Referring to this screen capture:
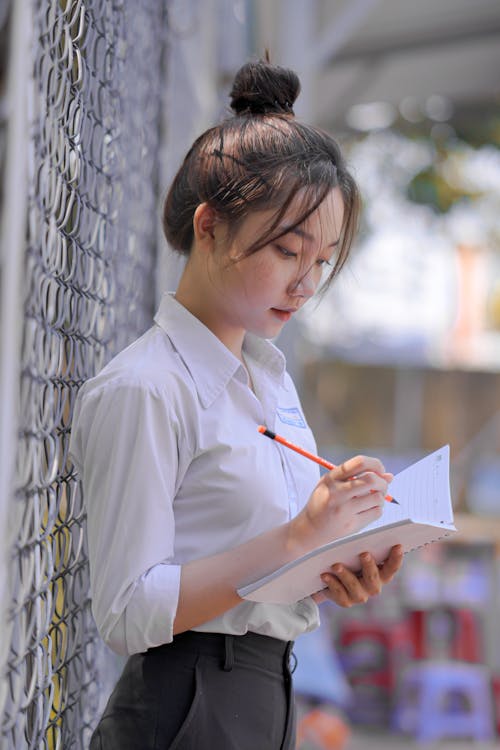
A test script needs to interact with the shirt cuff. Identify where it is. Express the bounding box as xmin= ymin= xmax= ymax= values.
xmin=101 ymin=563 xmax=182 ymax=655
